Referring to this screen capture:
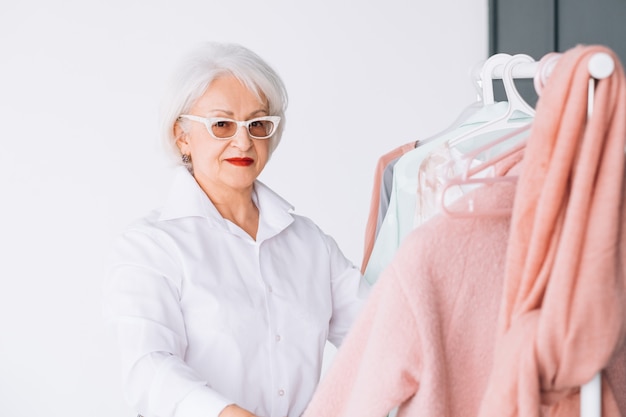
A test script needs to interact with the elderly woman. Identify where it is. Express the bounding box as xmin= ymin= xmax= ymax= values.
xmin=103 ymin=42 xmax=367 ymax=417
